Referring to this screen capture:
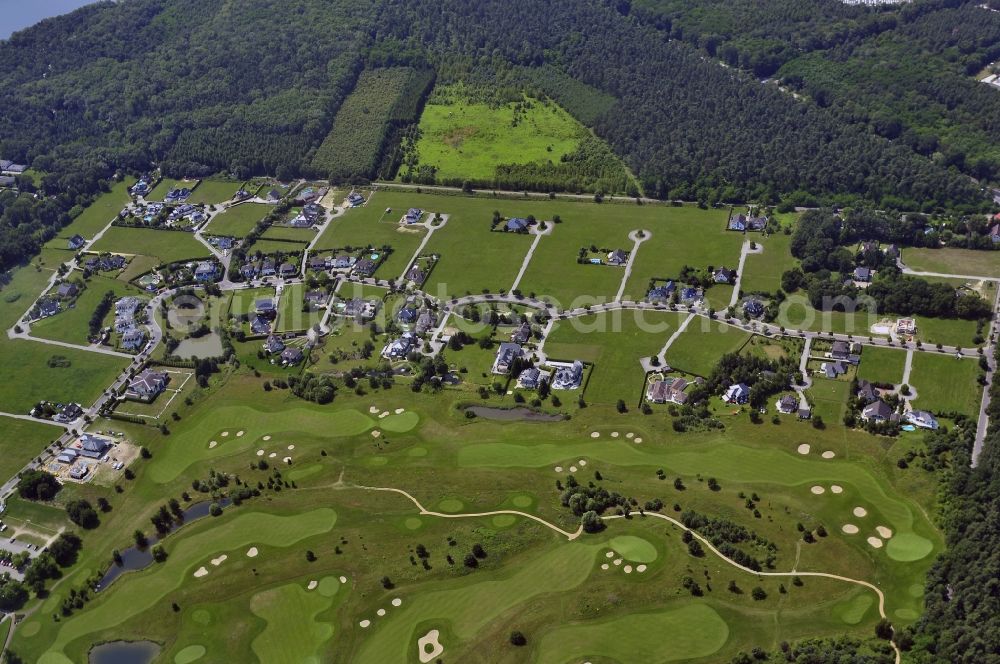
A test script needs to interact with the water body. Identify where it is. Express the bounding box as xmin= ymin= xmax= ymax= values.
xmin=1 ymin=0 xmax=99 ymax=40
xmin=89 ymin=641 xmax=160 ymax=664
xmin=174 ymin=333 xmax=224 ymax=359
xmin=97 ymin=499 xmax=230 ymax=590
xmin=464 ymin=406 xmax=566 ymax=422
